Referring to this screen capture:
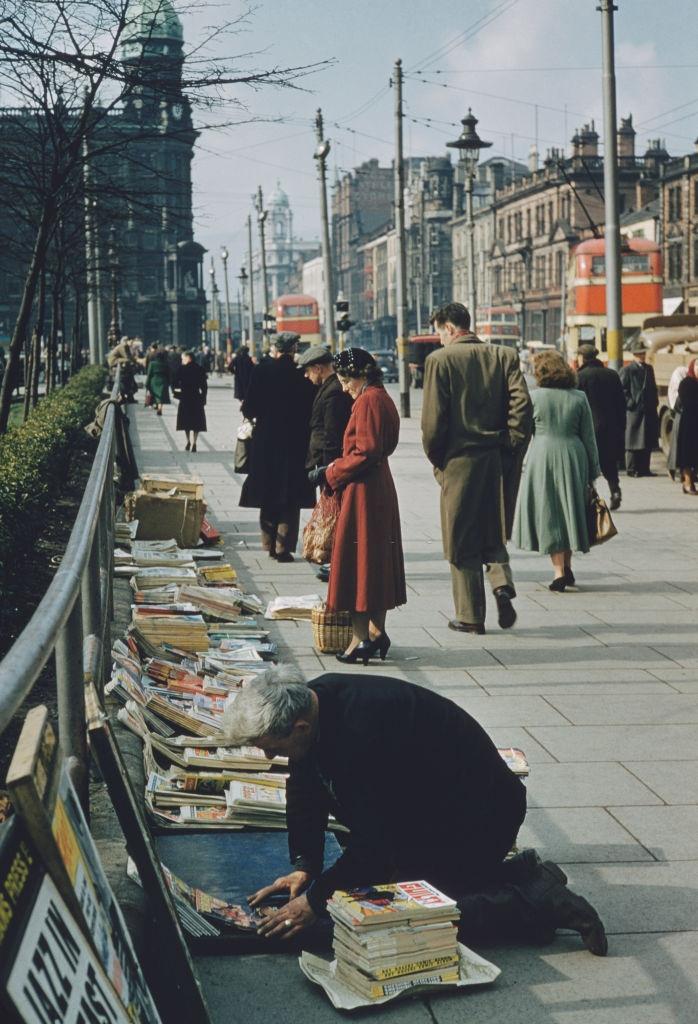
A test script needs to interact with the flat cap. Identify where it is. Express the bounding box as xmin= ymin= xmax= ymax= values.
xmin=298 ymin=344 xmax=333 ymax=368
xmin=273 ymin=332 xmax=301 ymax=353
xmin=577 ymin=343 xmax=599 ymax=360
